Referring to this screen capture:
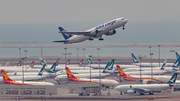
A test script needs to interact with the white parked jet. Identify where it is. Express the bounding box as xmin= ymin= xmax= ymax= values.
xmin=115 ymin=73 xmax=178 ymax=95
xmin=53 ymin=17 xmax=128 ymax=44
